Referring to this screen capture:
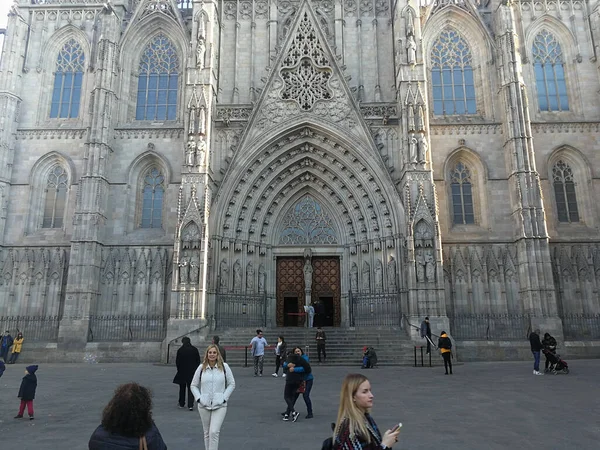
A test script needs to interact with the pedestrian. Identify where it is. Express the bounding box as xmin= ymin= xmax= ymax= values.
xmin=173 ymin=336 xmax=201 ymax=411
xmin=307 ymin=303 xmax=315 ymax=328
xmin=88 ymin=382 xmax=167 ymax=450
xmin=272 ymin=335 xmax=287 ymax=377
xmin=1 ymin=330 xmax=14 ymax=362
xmin=0 ymin=359 xmax=5 ymax=378
xmin=250 ymin=329 xmax=268 ymax=377
xmin=316 ymin=326 xmax=327 ymax=362
xmin=332 ymin=373 xmax=401 ymax=449
xmin=438 ymin=331 xmax=453 ymax=375
xmin=9 ymin=332 xmax=24 ymax=364
xmin=529 ymin=328 xmax=544 ymax=376
xmin=290 ymin=346 xmax=314 ymax=419
xmin=420 ymin=317 xmax=432 ymax=354
xmin=14 ymin=365 xmax=38 ymax=420
xmin=282 ymin=348 xmax=311 ymax=422
xmin=542 ymin=332 xmax=557 ymax=373
xmin=191 ymin=344 xmax=236 ymax=450
xmin=213 ymin=336 xmax=227 ymax=363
